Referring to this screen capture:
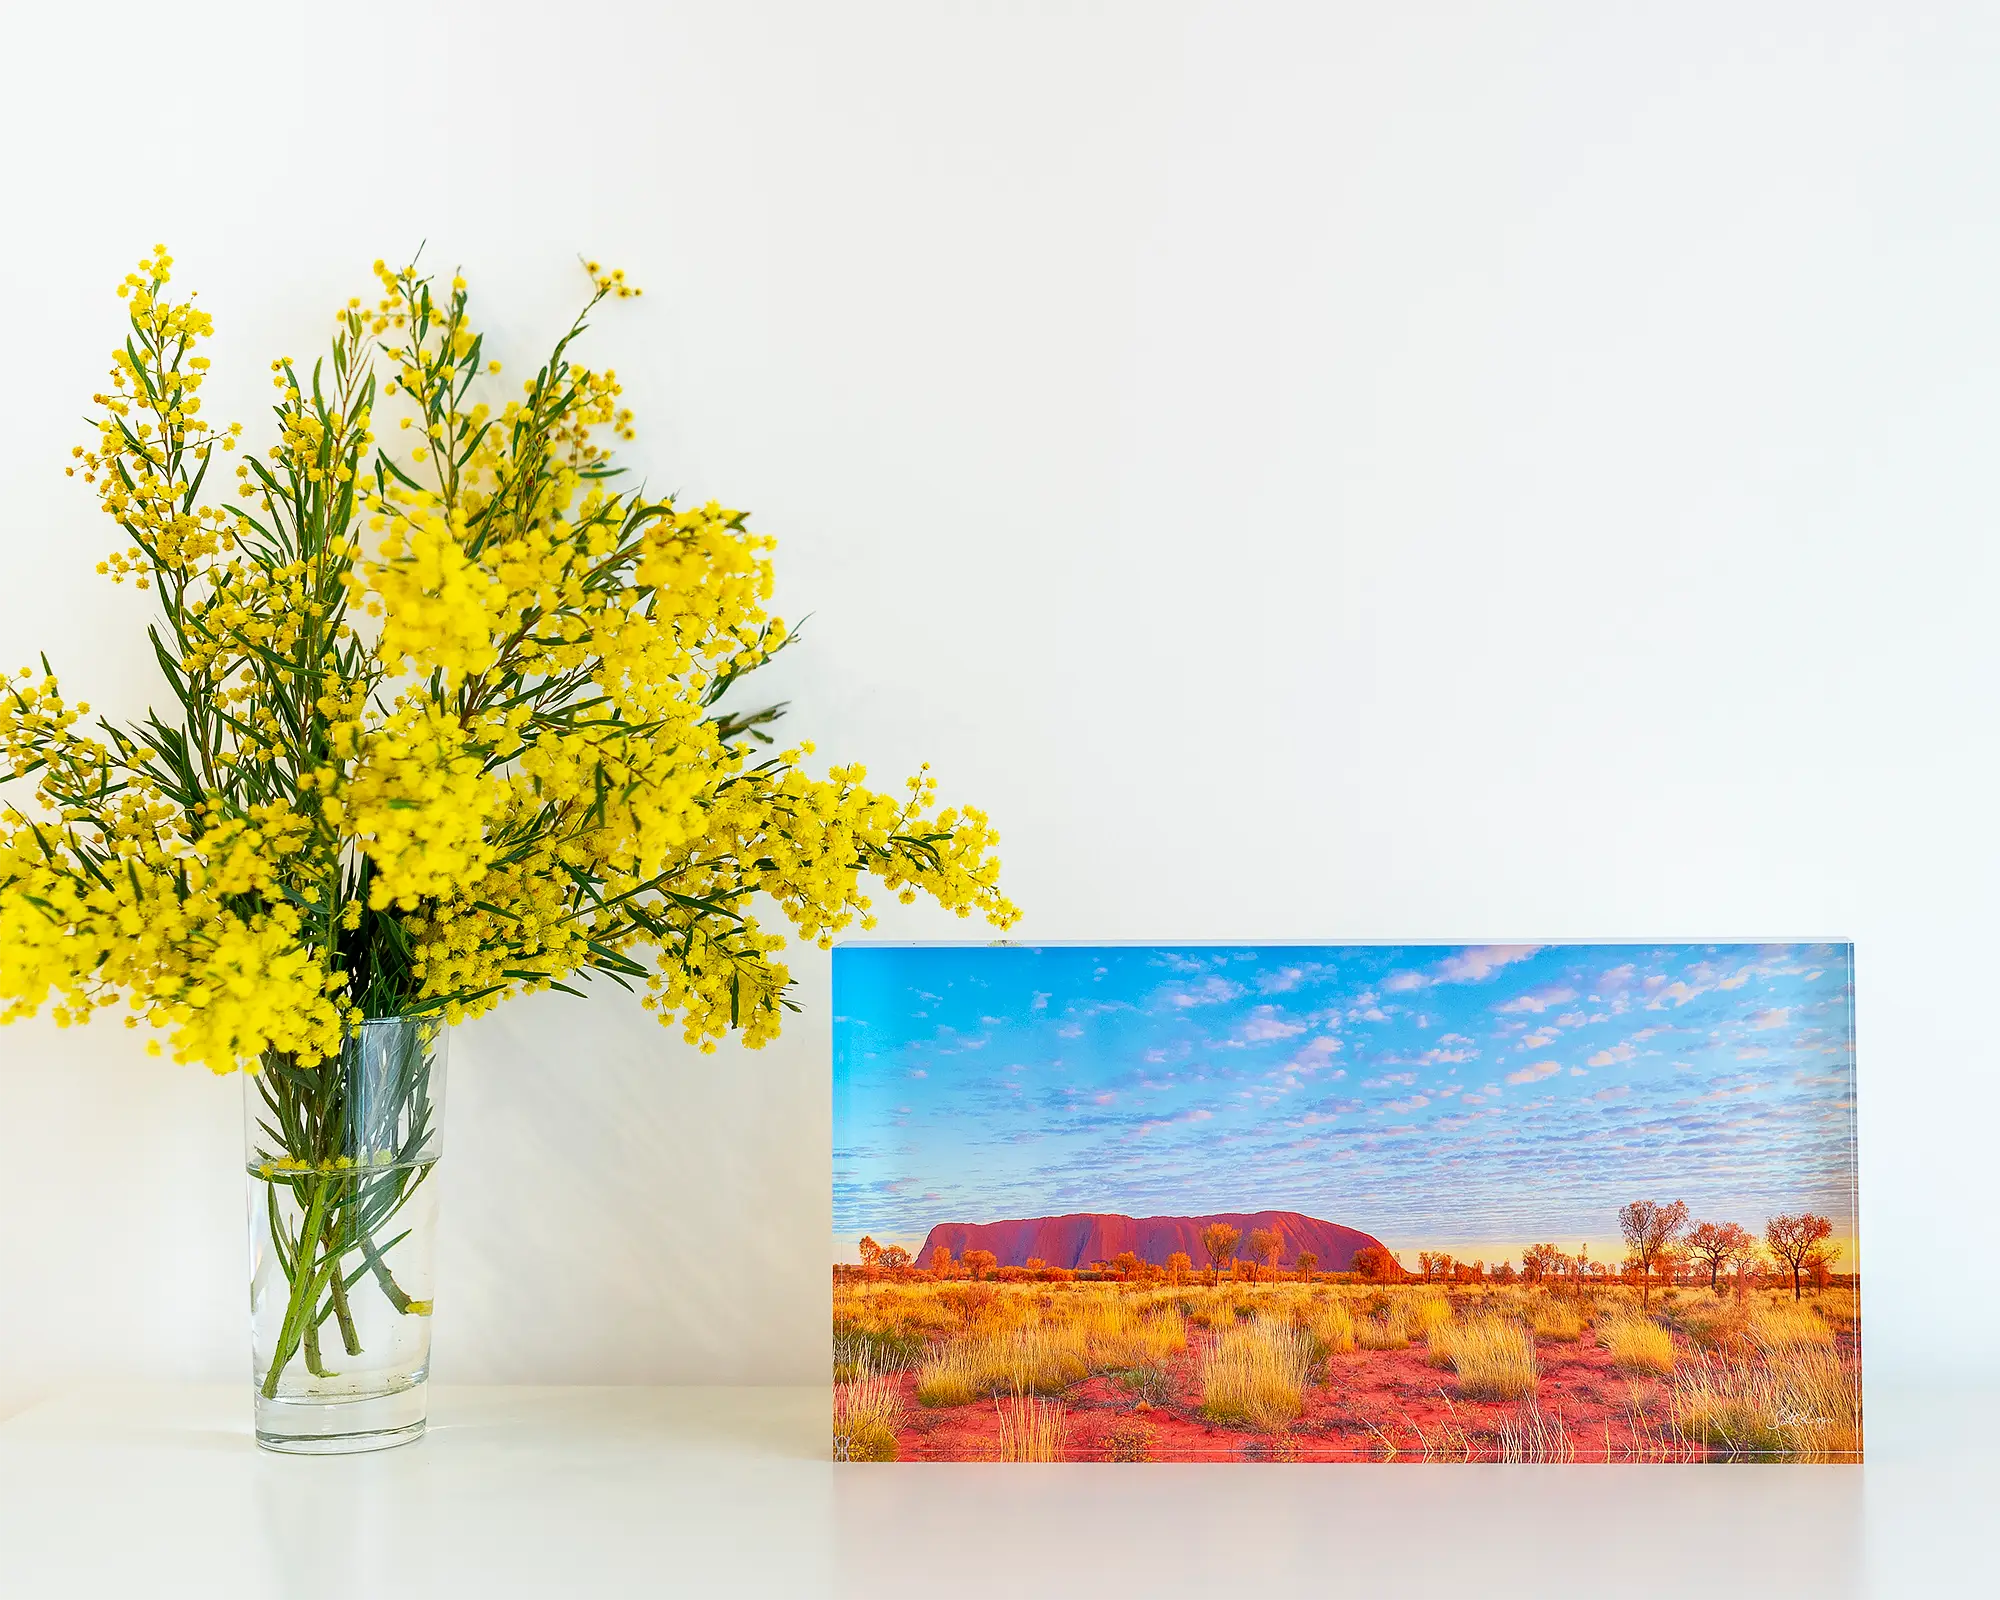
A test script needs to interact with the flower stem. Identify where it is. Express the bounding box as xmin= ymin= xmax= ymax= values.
xmin=262 ymin=1174 xmax=334 ymax=1398
xmin=327 ymin=1238 xmax=364 ymax=1357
